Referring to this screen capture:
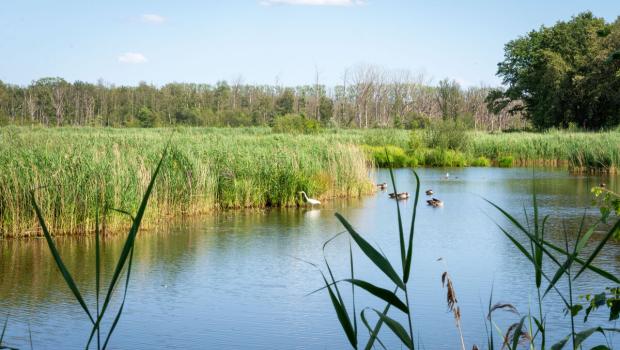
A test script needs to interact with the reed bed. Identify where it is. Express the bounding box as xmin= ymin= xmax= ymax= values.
xmin=3 ymin=126 xmax=619 ymax=237
xmin=359 ymin=129 xmax=620 ymax=172
xmin=0 ymin=127 xmax=372 ymax=237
